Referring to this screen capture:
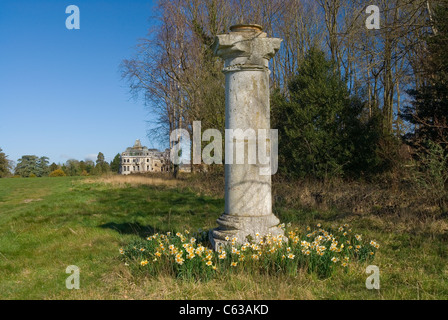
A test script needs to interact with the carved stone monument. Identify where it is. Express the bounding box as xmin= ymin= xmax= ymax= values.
xmin=209 ymin=24 xmax=284 ymax=250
